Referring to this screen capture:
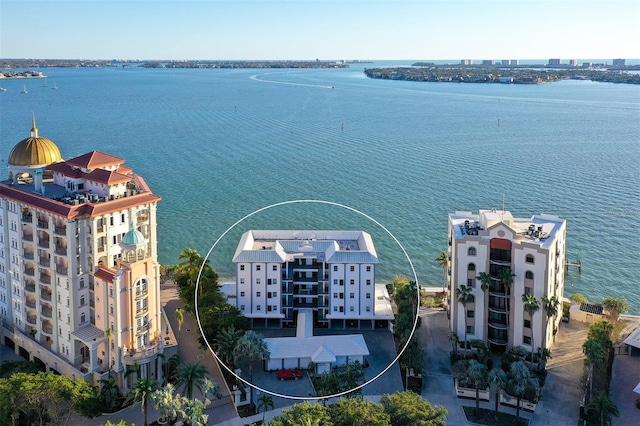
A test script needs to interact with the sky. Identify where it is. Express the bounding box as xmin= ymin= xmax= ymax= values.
xmin=1 ymin=0 xmax=638 ymax=61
